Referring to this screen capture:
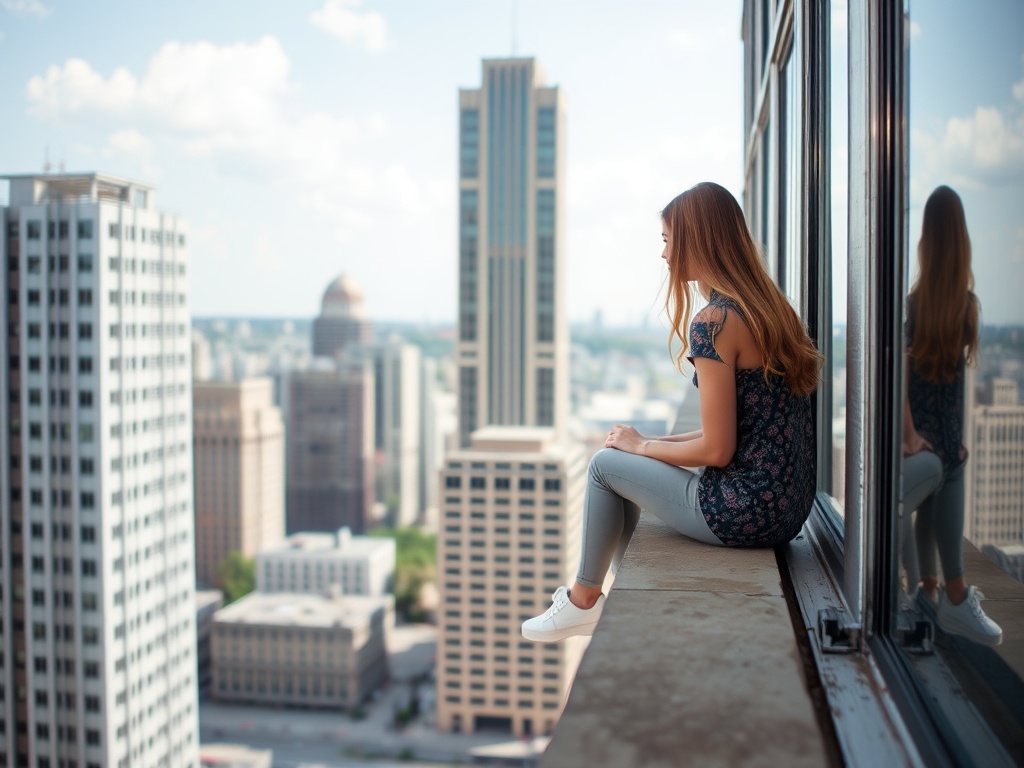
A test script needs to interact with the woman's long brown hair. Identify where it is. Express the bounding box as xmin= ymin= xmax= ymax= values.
xmin=662 ymin=182 xmax=822 ymax=397
xmin=909 ymin=185 xmax=980 ymax=383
